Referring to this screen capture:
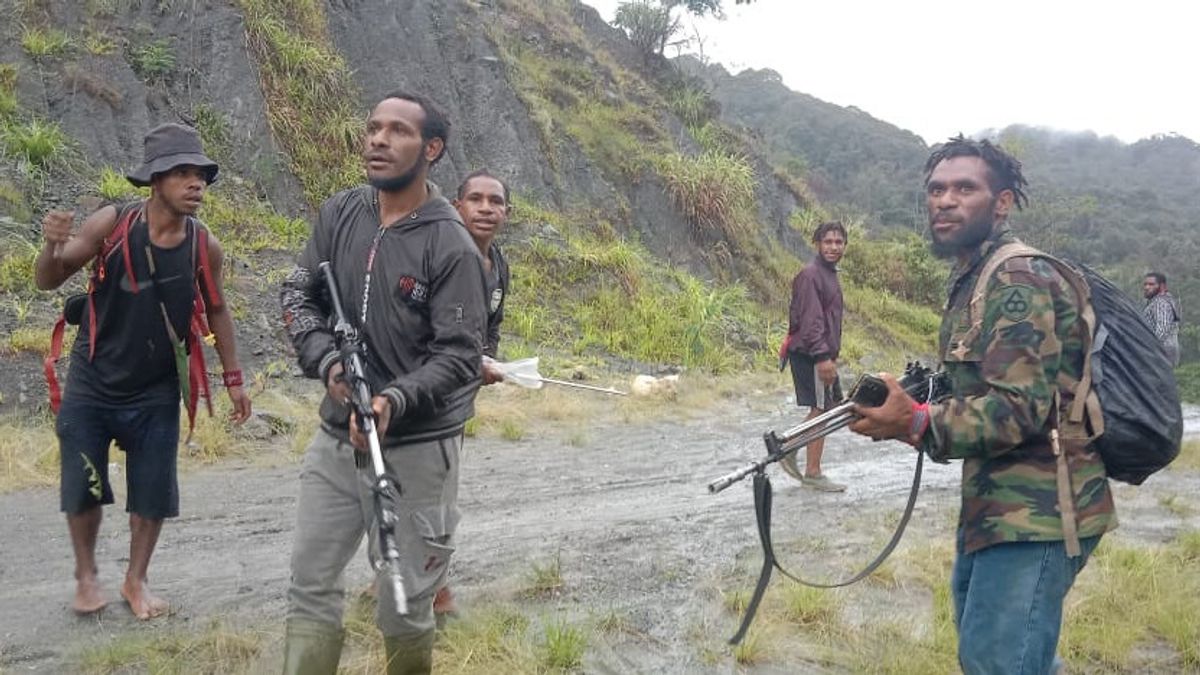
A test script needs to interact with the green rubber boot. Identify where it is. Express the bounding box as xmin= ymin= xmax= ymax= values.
xmin=281 ymin=618 xmax=344 ymax=675
xmin=383 ymin=630 xmax=436 ymax=675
